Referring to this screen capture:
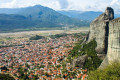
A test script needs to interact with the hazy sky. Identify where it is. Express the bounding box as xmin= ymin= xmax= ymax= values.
xmin=0 ymin=0 xmax=120 ymax=12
